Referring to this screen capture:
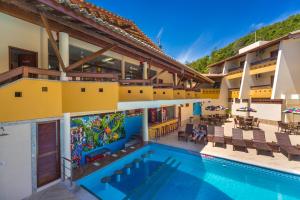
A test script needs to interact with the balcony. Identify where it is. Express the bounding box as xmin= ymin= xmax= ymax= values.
xmin=173 ymin=89 xmax=186 ymax=99
xmin=250 ymin=85 xmax=272 ymax=99
xmin=118 ymin=79 xmax=153 ymax=102
xmin=229 ymin=88 xmax=240 ymax=99
xmin=250 ymin=57 xmax=277 ymax=75
xmin=198 ymin=88 xmax=220 ymax=99
xmin=185 ymin=90 xmax=196 ymax=99
xmin=153 ymin=87 xmax=174 ymax=100
xmin=226 ymin=67 xmax=243 ymax=80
